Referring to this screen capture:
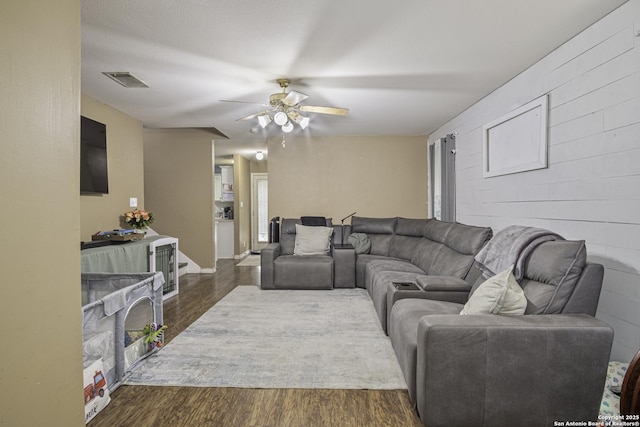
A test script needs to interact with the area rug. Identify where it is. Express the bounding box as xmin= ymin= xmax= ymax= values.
xmin=235 ymin=255 xmax=260 ymax=267
xmin=125 ymin=286 xmax=407 ymax=390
